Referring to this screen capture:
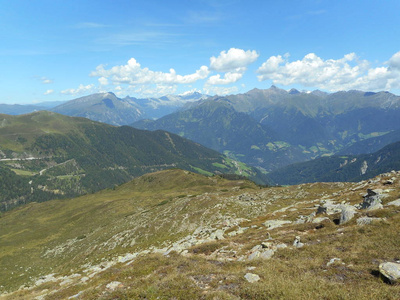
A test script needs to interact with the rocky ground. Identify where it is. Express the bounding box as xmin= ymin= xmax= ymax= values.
xmin=1 ymin=169 xmax=400 ymax=299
